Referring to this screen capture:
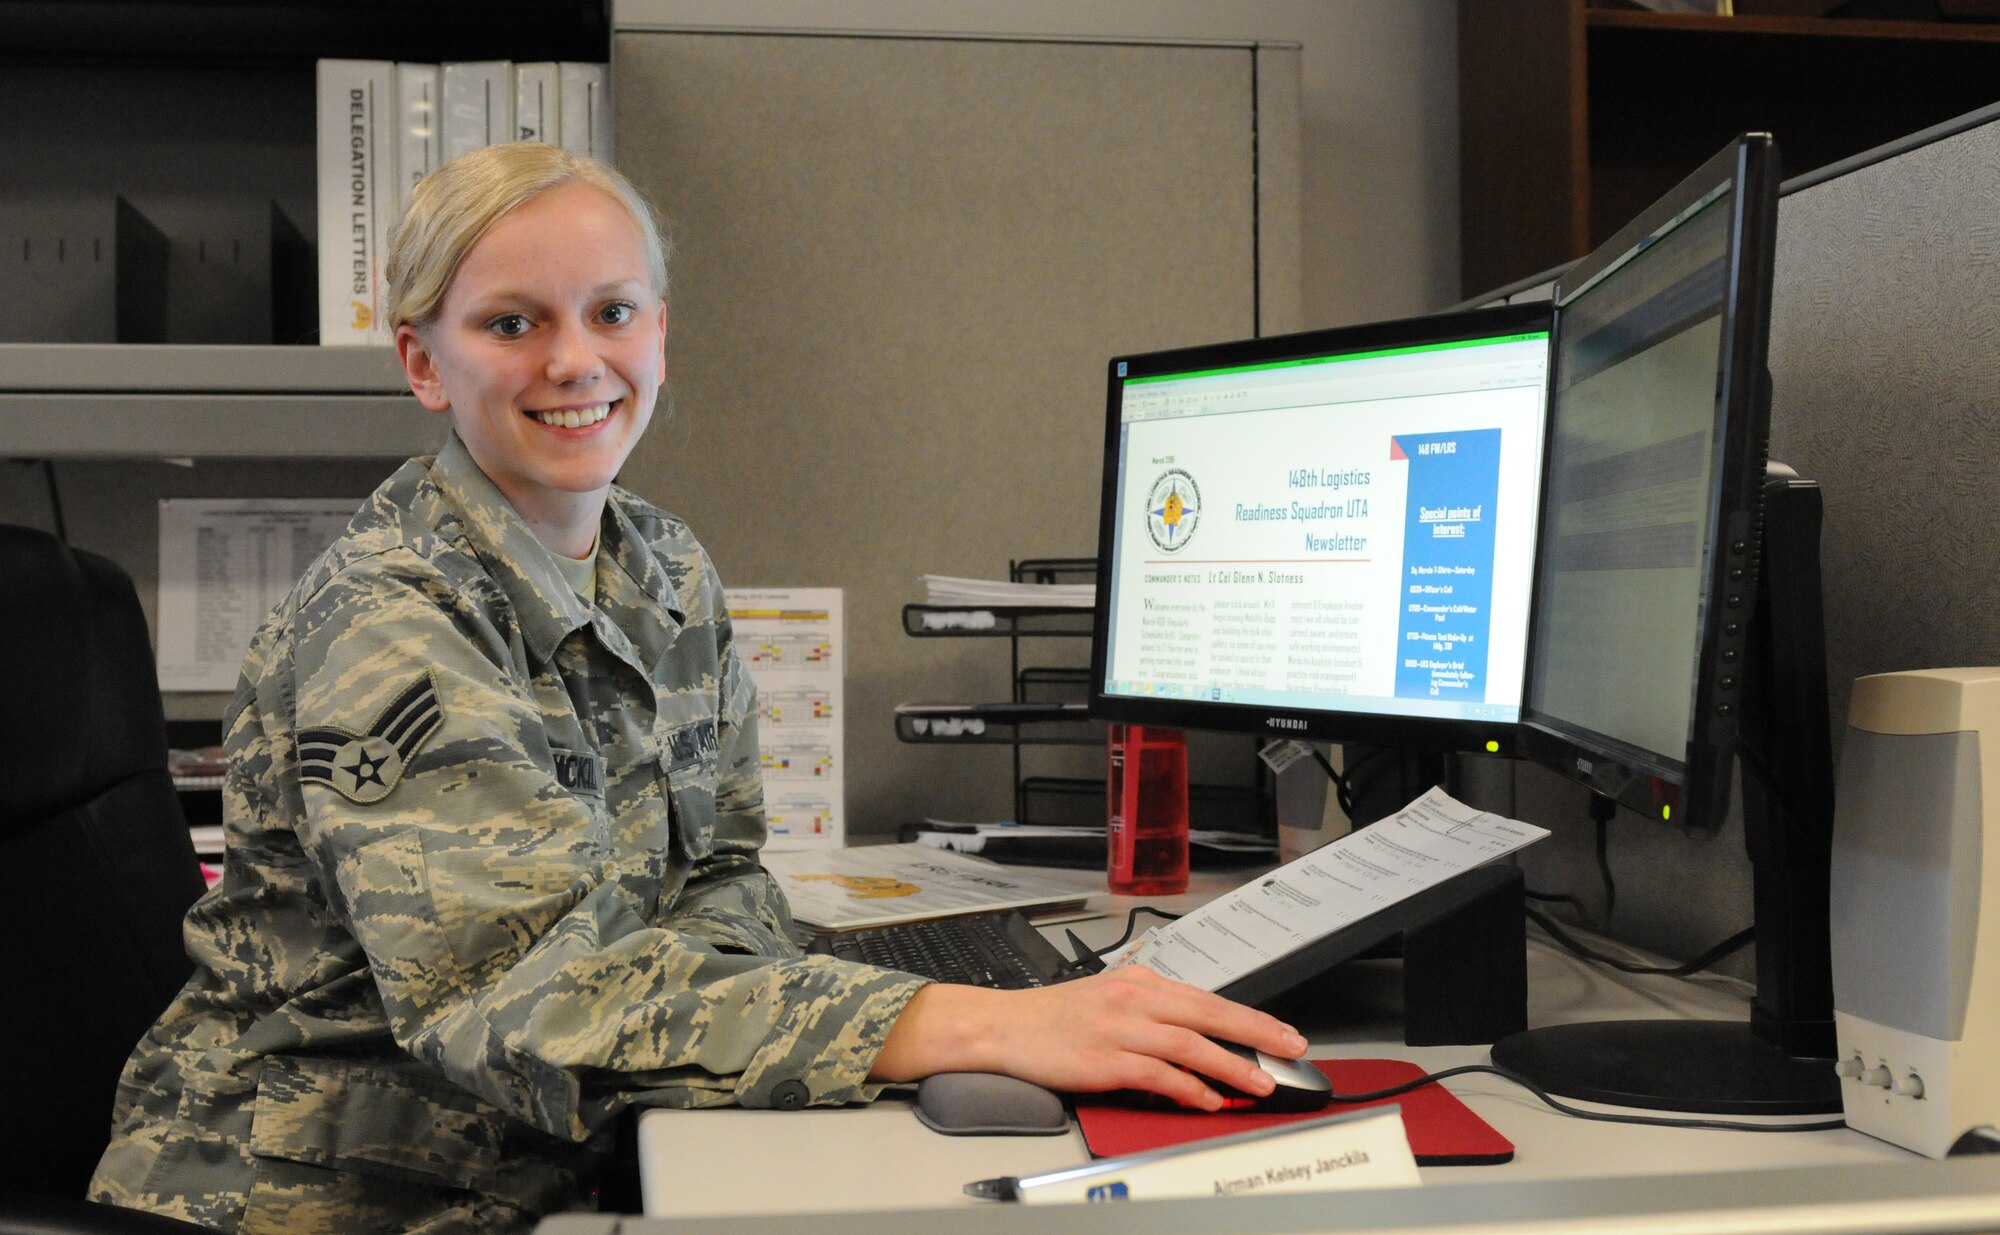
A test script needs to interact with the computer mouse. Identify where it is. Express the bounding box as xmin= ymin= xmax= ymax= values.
xmin=1207 ymin=1039 xmax=1334 ymax=1113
